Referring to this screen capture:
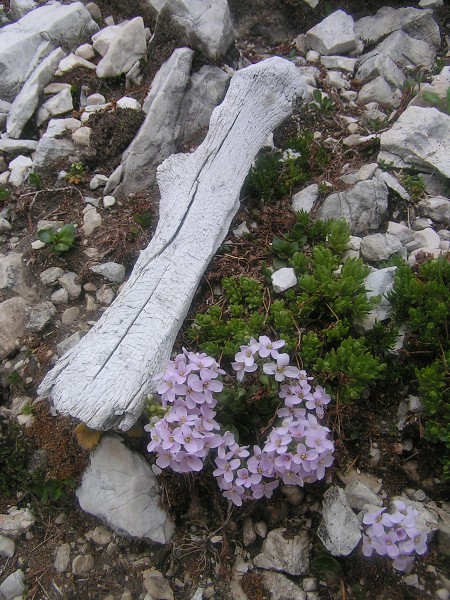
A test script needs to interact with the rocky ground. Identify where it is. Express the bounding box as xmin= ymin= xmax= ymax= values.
xmin=0 ymin=0 xmax=450 ymax=599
